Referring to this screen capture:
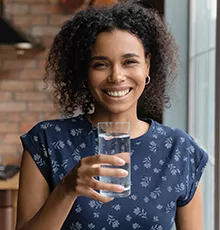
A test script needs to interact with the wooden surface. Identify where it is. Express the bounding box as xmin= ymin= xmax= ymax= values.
xmin=0 ymin=173 xmax=19 ymax=190
xmin=0 ymin=174 xmax=19 ymax=228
